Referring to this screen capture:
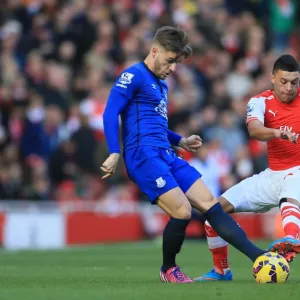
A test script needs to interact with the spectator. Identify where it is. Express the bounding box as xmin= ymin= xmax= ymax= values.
xmin=0 ymin=0 xmax=299 ymax=202
xmin=269 ymin=0 xmax=298 ymax=52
